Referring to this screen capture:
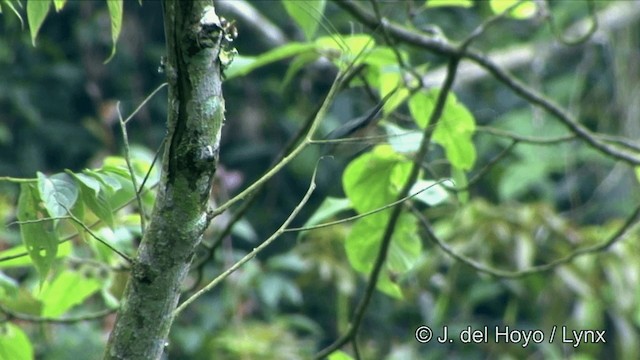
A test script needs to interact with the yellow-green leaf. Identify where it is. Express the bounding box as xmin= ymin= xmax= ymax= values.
xmin=27 ymin=0 xmax=51 ymax=46
xmin=0 ymin=323 xmax=33 ymax=360
xmin=53 ymin=0 xmax=67 ymax=12
xmin=38 ymin=270 xmax=103 ymax=317
xmin=489 ymin=0 xmax=536 ymax=19
xmin=342 ymin=145 xmax=411 ymax=214
xmin=426 ymin=0 xmax=474 ymax=8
